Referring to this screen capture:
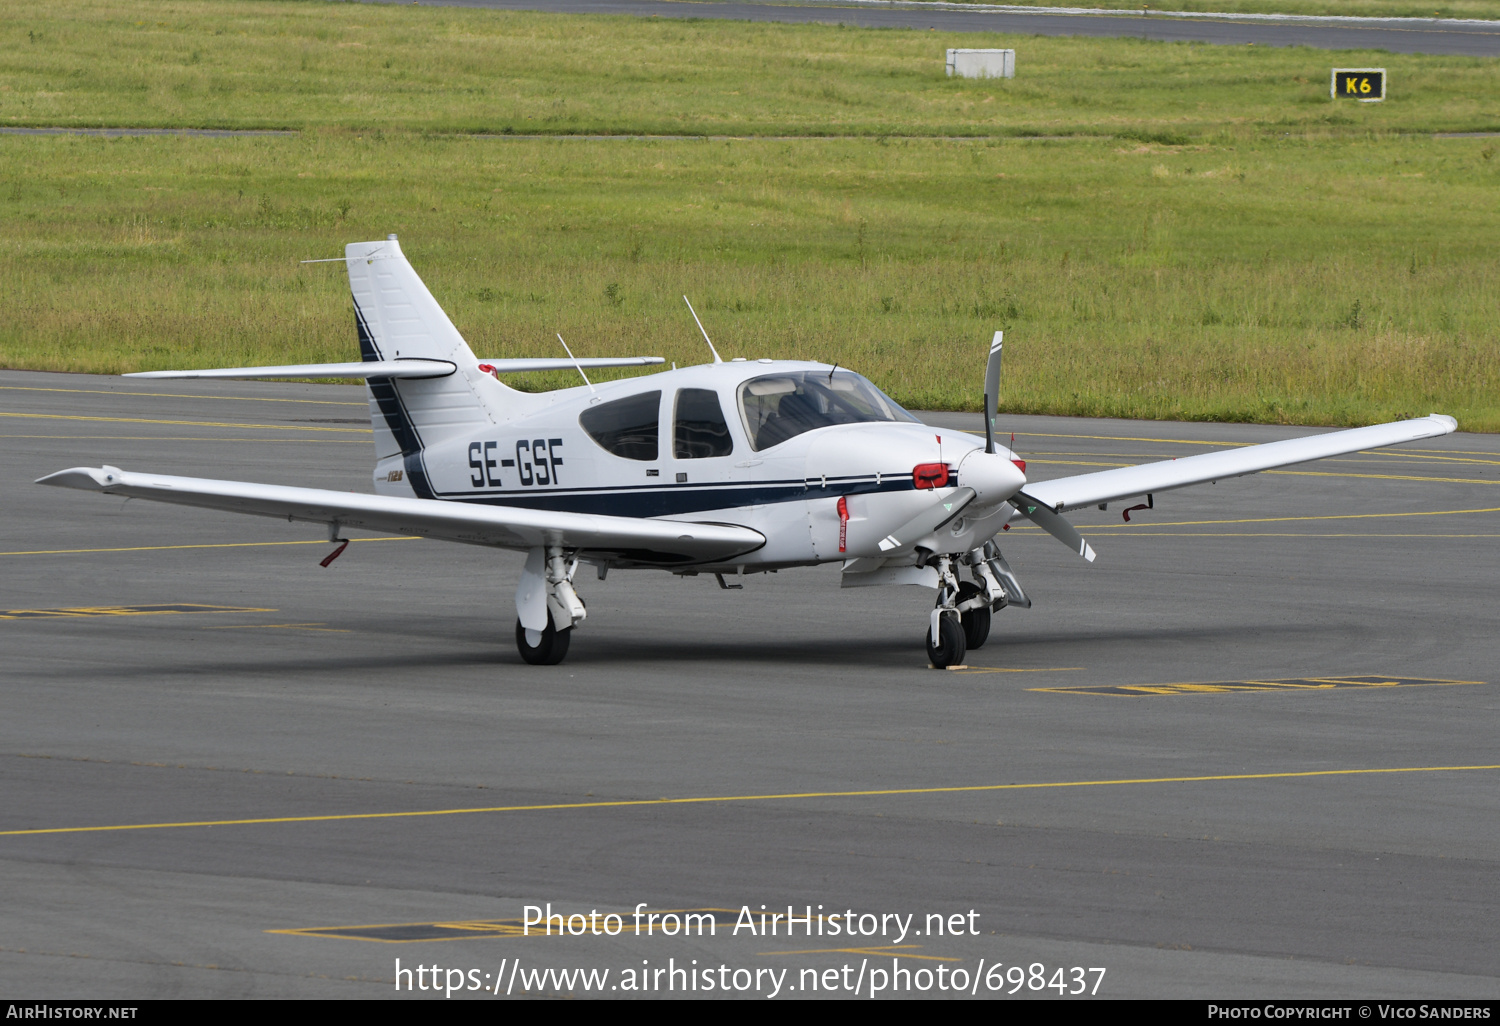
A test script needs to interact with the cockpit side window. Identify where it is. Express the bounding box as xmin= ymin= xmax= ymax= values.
xmin=738 ymin=371 xmax=916 ymax=451
xmin=579 ymin=390 xmax=661 ymax=461
xmin=674 ymin=388 xmax=734 ymax=459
